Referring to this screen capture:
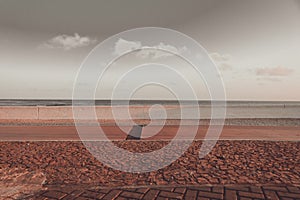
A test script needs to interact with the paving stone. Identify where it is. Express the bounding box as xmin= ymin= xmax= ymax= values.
xmin=115 ymin=197 xmax=128 ymax=200
xmin=250 ymin=186 xmax=263 ymax=194
xmin=226 ymin=186 xmax=250 ymax=192
xmin=173 ymin=187 xmax=186 ymax=194
xmin=264 ymin=186 xmax=288 ymax=192
xmin=143 ymin=189 xmax=160 ymax=199
xmin=263 ymin=190 xmax=280 ymax=200
xmin=224 ymin=189 xmax=237 ymax=200
xmin=197 ymin=197 xmax=210 ymax=200
xmin=277 ymin=191 xmax=300 ymax=199
xmin=212 ymin=186 xmax=223 ymax=194
xmin=12 ymin=184 xmax=300 ymax=200
xmin=120 ymin=191 xmax=143 ymax=199
xmin=136 ymin=188 xmax=149 ymax=194
xmin=185 ymin=189 xmax=198 ymax=200
xmin=198 ymin=191 xmax=223 ymax=199
xmin=61 ymin=190 xmax=83 ymax=200
xmin=239 ymin=197 xmax=252 ymax=200
xmin=159 ymin=191 xmax=183 ymax=199
xmin=280 ymin=197 xmax=295 ymax=200
xmin=42 ymin=190 xmax=67 ymax=199
xmin=75 ymin=197 xmax=92 ymax=200
xmin=81 ymin=190 xmax=103 ymax=199
xmin=287 ymin=186 xmax=300 ymax=193
xmin=155 ymin=197 xmax=168 ymax=200
xmin=102 ymin=189 xmax=122 ymax=200
xmin=238 ymin=191 xmax=265 ymax=199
